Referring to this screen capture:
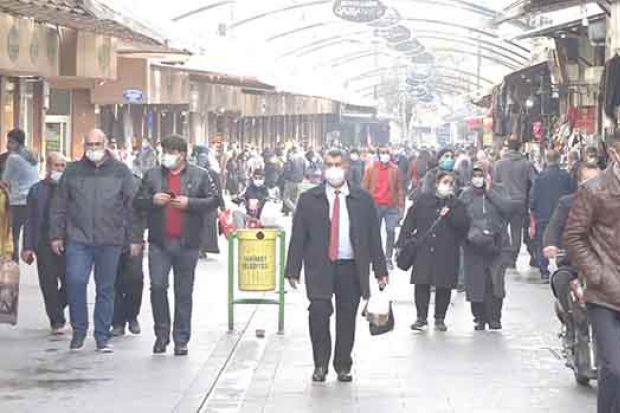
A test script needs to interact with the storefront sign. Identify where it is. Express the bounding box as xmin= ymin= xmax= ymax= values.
xmin=123 ymin=89 xmax=144 ymax=103
xmin=333 ymin=0 xmax=387 ymax=23
xmin=374 ymin=25 xmax=411 ymax=43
